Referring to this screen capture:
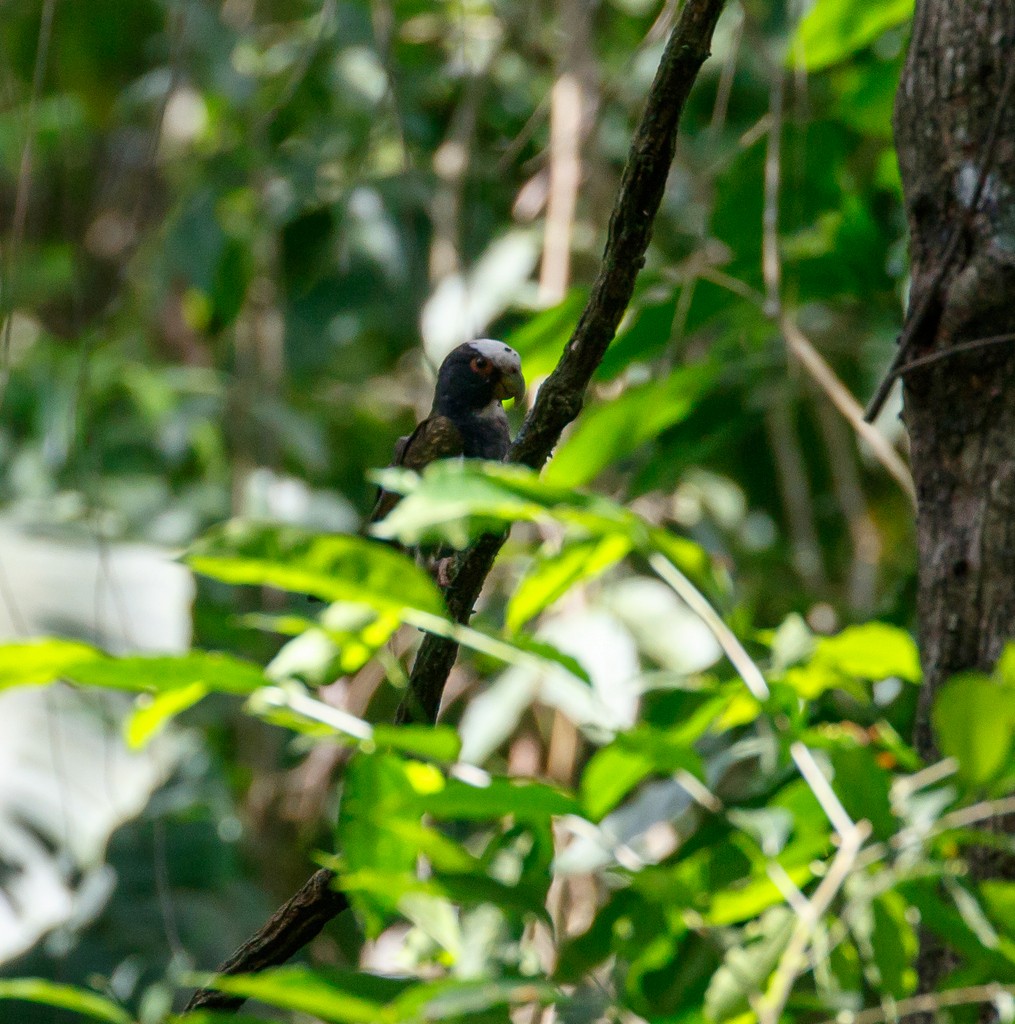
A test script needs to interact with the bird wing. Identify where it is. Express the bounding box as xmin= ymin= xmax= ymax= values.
xmin=370 ymin=414 xmax=464 ymax=523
